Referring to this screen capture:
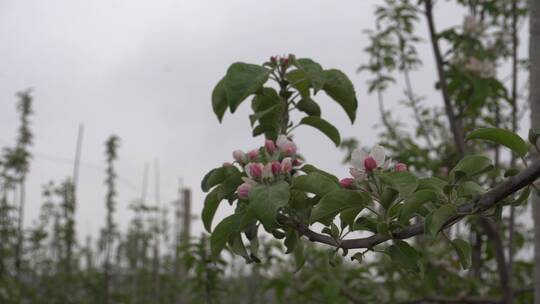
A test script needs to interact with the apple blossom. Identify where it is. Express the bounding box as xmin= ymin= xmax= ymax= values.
xmin=265 ymin=139 xmax=277 ymax=154
xmin=364 ymin=157 xmax=377 ymax=172
xmin=237 ymin=178 xmax=256 ymax=200
xmin=281 ymin=157 xmax=293 ymax=174
xmin=292 ymin=158 xmax=302 ymax=167
xmin=463 ymin=15 xmax=482 ymax=34
xmin=276 ymin=135 xmax=297 ymax=155
xmin=350 ymin=145 xmax=390 ymax=179
xmin=349 ymin=168 xmax=366 ymax=180
xmin=270 ymin=161 xmax=281 ymax=175
xmin=262 ymin=163 xmax=274 ymax=180
xmin=340 ymin=178 xmax=355 ymax=189
xmin=395 ymin=163 xmax=407 ymax=172
xmin=233 ymin=150 xmax=246 ymax=163
xmin=464 ymin=57 xmax=495 ymax=78
xmin=245 ymin=163 xmax=263 ymax=180
xmin=247 ymin=149 xmax=259 ymax=161
xmin=351 ymin=145 xmax=387 ymax=170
